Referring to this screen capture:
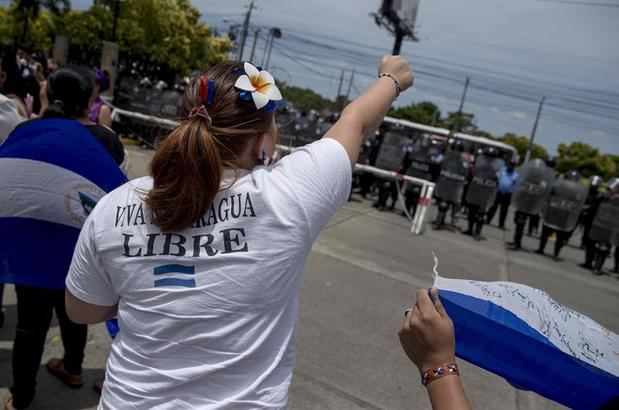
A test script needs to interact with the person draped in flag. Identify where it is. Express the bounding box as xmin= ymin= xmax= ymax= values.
xmin=64 ymin=57 xmax=413 ymax=409
xmin=0 ymin=65 xmax=127 ymax=410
